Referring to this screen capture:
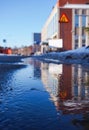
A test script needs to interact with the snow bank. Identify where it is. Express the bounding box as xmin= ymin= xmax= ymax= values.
xmin=0 ymin=54 xmax=27 ymax=63
xmin=32 ymin=46 xmax=89 ymax=64
xmin=0 ymin=54 xmax=28 ymax=69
